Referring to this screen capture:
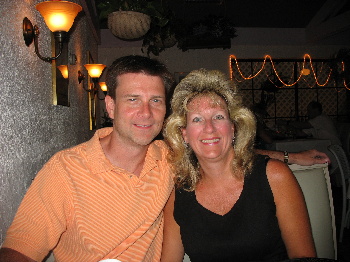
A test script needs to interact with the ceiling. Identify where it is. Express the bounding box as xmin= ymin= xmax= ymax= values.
xmin=168 ymin=0 xmax=336 ymax=28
